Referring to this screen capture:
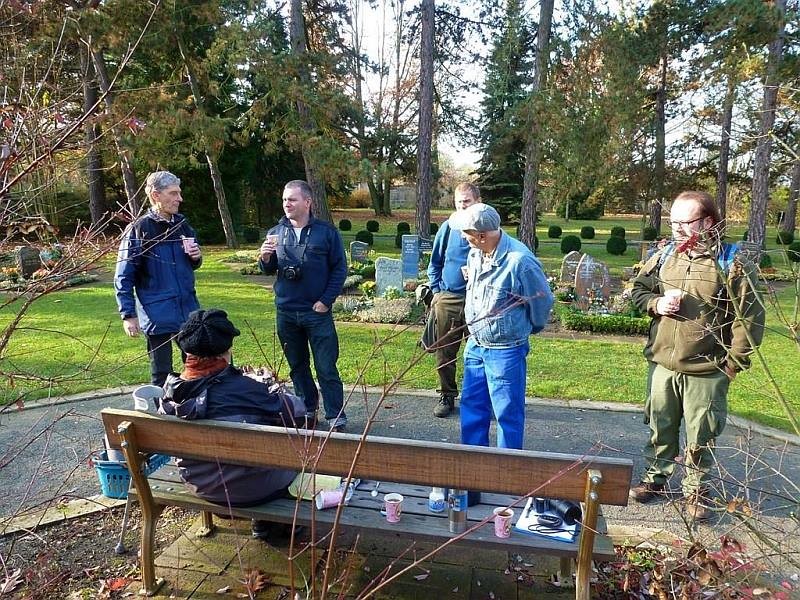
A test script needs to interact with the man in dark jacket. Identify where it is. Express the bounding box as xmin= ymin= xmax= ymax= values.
xmin=159 ymin=309 xmax=305 ymax=537
xmin=258 ymin=180 xmax=348 ymax=431
xmin=114 ymin=171 xmax=202 ymax=386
